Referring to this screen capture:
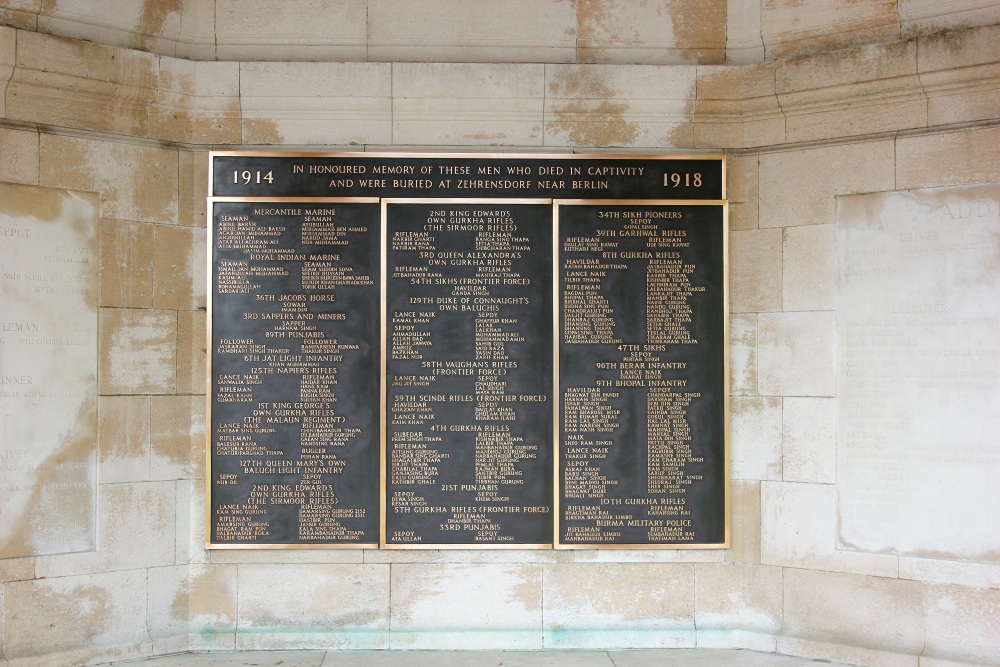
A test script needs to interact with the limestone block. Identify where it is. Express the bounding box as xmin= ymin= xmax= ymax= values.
xmin=8 ymin=31 xmax=157 ymax=137
xmin=695 ymin=64 xmax=784 ymax=149
xmin=918 ymin=23 xmax=1000 ymax=72
xmin=757 ymin=312 xmax=834 ymax=397
xmin=901 ymin=0 xmax=1000 ymax=38
xmin=761 ymin=481 xmax=897 ymax=577
xmin=153 ymin=223 xmax=206 ymax=311
xmin=777 ymin=39 xmax=917 ymax=95
xmin=780 ymin=569 xmax=924 ymax=665
xmin=576 ymin=0 xmax=725 ymax=65
xmin=923 ymin=64 xmax=1000 ymax=128
xmin=152 ymin=59 xmax=241 ymax=144
xmin=40 ymin=134 xmax=178 ymax=225
xmin=177 ymin=479 xmax=207 ymax=566
xmin=392 ymin=63 xmax=544 ymax=146
xmin=236 ymin=563 xmax=389 ymax=649
xmin=726 ymin=154 xmax=759 ymax=232
xmin=544 ymin=64 xmax=696 ymax=148
xmin=730 ymin=313 xmax=758 ymax=397
xmin=726 ymin=1 xmax=764 ymax=65
xmin=390 ymin=564 xmax=542 ymax=649
xmin=146 ymin=564 xmax=192 ymax=655
xmin=0 ymin=127 xmax=37 ymax=185
xmin=761 ymin=0 xmax=900 ymax=61
xmin=176 ymin=310 xmax=206 ymax=396
xmin=216 ymin=0 xmax=366 ymax=62
xmin=918 ymin=26 xmax=1000 ymax=127
xmin=364 ymin=549 xmax=566 ymax=565
xmin=210 ymin=549 xmax=364 ymax=565
xmin=782 ymin=224 xmax=834 ymax=312
xmin=0 ymin=3 xmax=37 ymax=31
xmin=694 ymin=563 xmax=782 ymax=642
xmin=897 ymin=126 xmax=1000 ymax=190
xmin=568 ymin=550 xmax=722 ymax=564
xmin=781 ymin=397 xmax=835 ymax=484
xmin=730 ymin=396 xmax=782 ymax=482
xmin=613 ymin=650 xmax=841 ymax=666
xmin=543 ymin=563 xmax=695 ymax=648
xmin=150 ymin=395 xmax=204 ymax=481
xmin=0 ymin=557 xmax=33 ymax=583
xmin=177 ymin=150 xmax=208 ymax=228
xmin=35 ymin=0 xmax=212 ymax=59
xmin=166 ymin=0 xmax=216 ymax=60
xmin=0 ymin=25 xmax=14 ymax=116
xmin=97 ymin=394 xmax=150 ymax=484
xmin=240 ymin=62 xmax=392 ymax=146
xmin=759 ymin=141 xmax=895 ymax=229
xmin=369 ymin=0 xmax=576 ymax=64
xmin=899 ymin=556 xmax=1000 ymax=589
xmin=2 ymin=569 xmax=149 ymax=666
xmin=148 ymin=563 xmax=238 ymax=654
xmin=188 ymin=563 xmax=238 ymax=650
xmin=35 ymin=481 xmax=176 ymax=577
xmin=99 ymin=218 xmax=154 ymax=308
xmin=923 ymin=583 xmax=1000 ymax=665
xmin=729 ymin=229 xmax=782 ymax=314
xmin=98 ymin=308 xmax=176 ymax=395
xmin=725 ymin=480 xmax=762 ymax=565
